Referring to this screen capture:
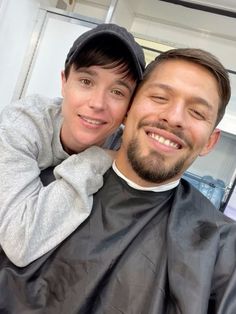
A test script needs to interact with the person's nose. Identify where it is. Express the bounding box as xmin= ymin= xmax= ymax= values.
xmin=158 ymin=101 xmax=186 ymax=128
xmin=88 ymin=88 xmax=107 ymax=111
